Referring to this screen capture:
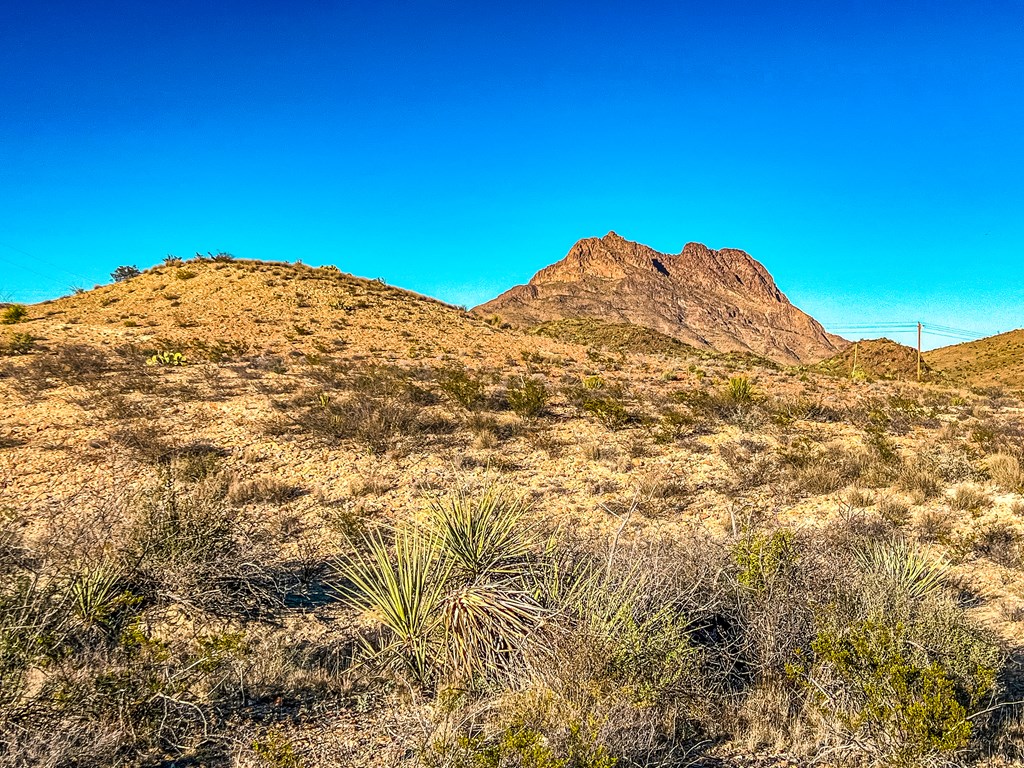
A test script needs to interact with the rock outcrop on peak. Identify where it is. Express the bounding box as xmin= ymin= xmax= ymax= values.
xmin=475 ymin=232 xmax=846 ymax=364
